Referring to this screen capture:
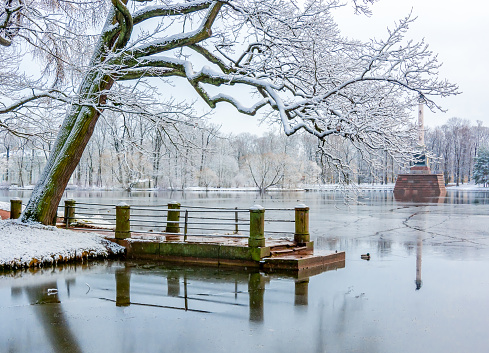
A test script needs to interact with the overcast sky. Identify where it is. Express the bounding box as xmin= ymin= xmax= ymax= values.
xmin=210 ymin=0 xmax=489 ymax=134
